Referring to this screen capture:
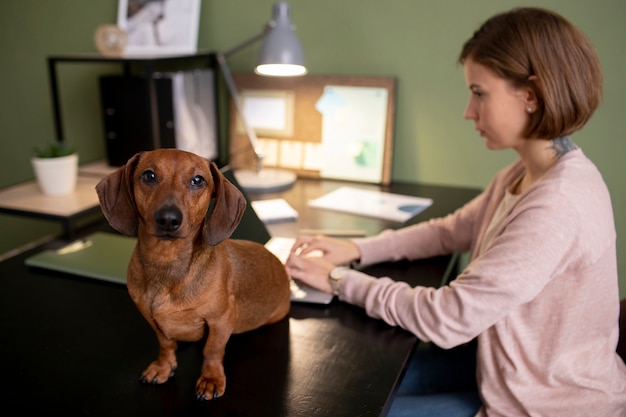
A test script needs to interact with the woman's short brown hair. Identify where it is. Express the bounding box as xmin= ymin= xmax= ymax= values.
xmin=459 ymin=7 xmax=603 ymax=138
